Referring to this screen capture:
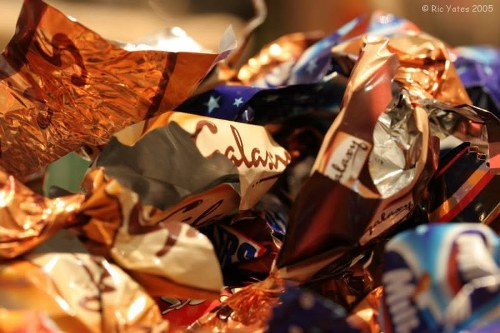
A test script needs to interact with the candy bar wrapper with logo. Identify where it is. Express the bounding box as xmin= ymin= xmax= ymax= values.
xmin=275 ymin=37 xmax=438 ymax=283
xmin=0 ymin=167 xmax=224 ymax=299
xmin=429 ymin=142 xmax=500 ymax=229
xmin=381 ymin=224 xmax=500 ymax=333
xmin=0 ymin=253 xmax=168 ymax=332
xmin=105 ymin=111 xmax=291 ymax=215
xmin=201 ymin=210 xmax=282 ymax=285
xmin=0 ymin=0 xmax=229 ymax=179
xmin=453 ymin=46 xmax=500 ymax=117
